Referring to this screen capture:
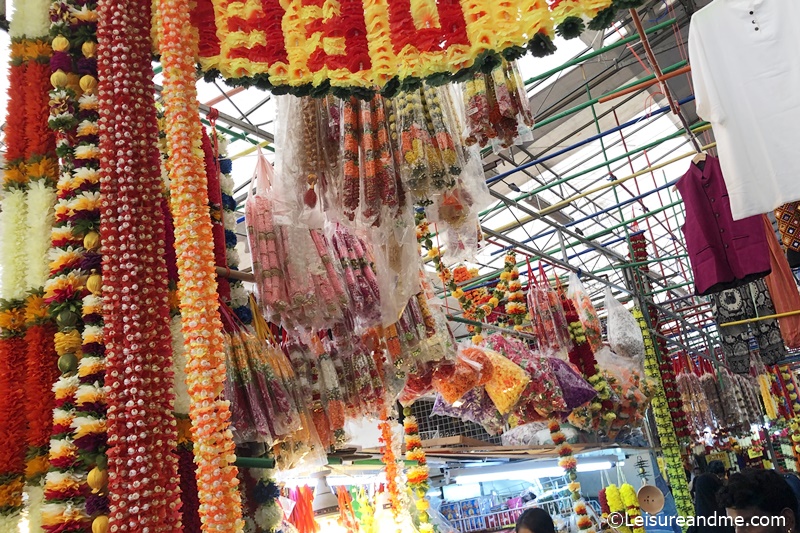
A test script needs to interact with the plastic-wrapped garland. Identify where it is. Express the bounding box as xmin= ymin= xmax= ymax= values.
xmin=462 ymin=72 xmax=494 ymax=147
xmin=342 ymin=97 xmax=361 ymax=221
xmin=700 ymin=371 xmax=725 ymax=426
xmin=300 ymin=97 xmax=322 ymax=208
xmin=371 ymin=96 xmax=401 ymax=217
xmin=421 ymin=85 xmax=460 ymax=189
xmin=564 ymin=299 xmax=615 ymax=416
